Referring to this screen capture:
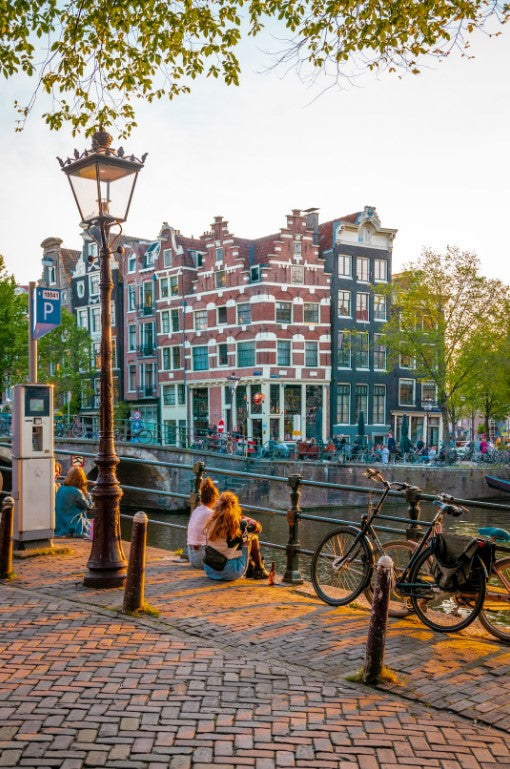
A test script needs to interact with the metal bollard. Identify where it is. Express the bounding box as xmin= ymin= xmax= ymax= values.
xmin=404 ymin=486 xmax=422 ymax=541
xmin=189 ymin=461 xmax=206 ymax=511
xmin=362 ymin=555 xmax=392 ymax=684
xmin=123 ymin=511 xmax=148 ymax=613
xmin=0 ymin=497 xmax=14 ymax=579
xmin=282 ymin=474 xmax=303 ymax=584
